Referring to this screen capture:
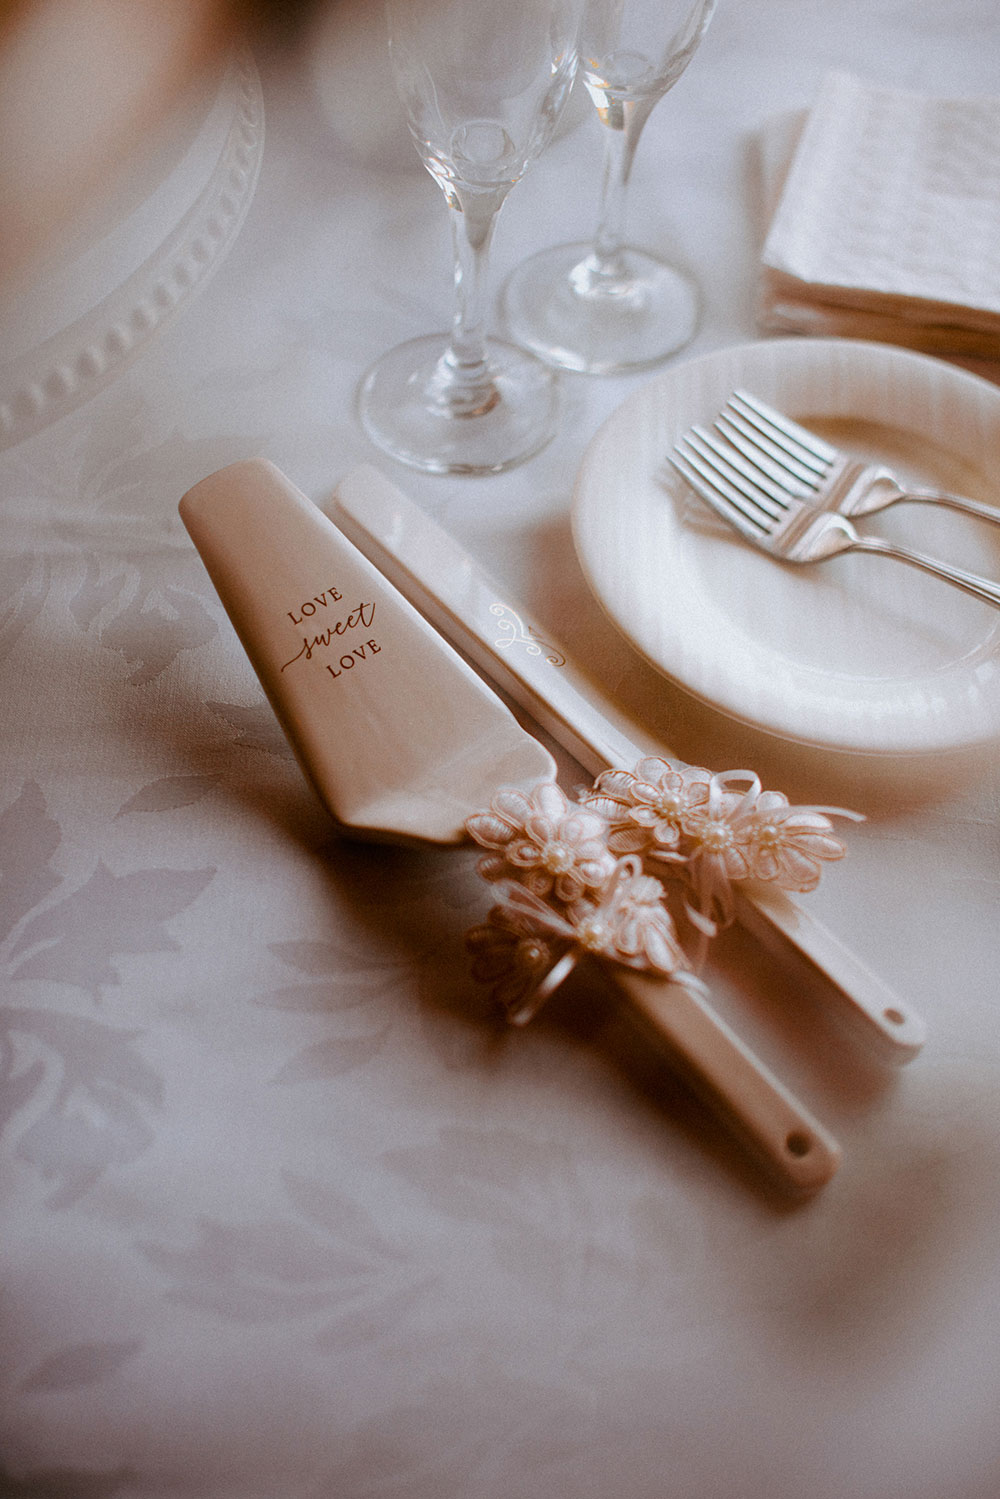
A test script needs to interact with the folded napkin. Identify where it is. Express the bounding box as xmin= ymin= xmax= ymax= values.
xmin=757 ymin=71 xmax=1000 ymax=357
